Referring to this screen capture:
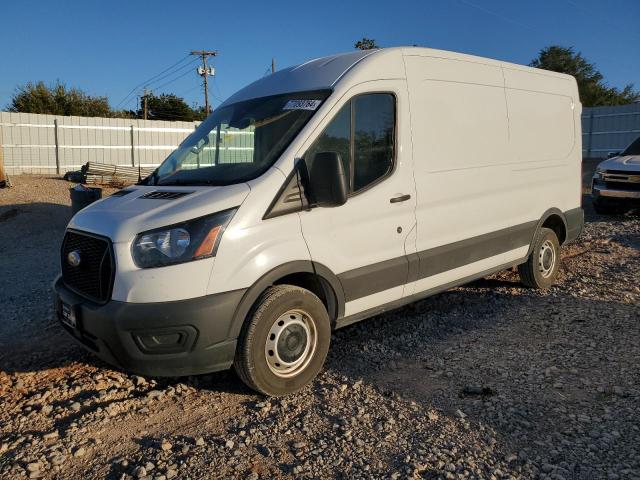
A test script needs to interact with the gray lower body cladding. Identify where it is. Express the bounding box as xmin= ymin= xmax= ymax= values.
xmin=338 ymin=207 xmax=584 ymax=303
